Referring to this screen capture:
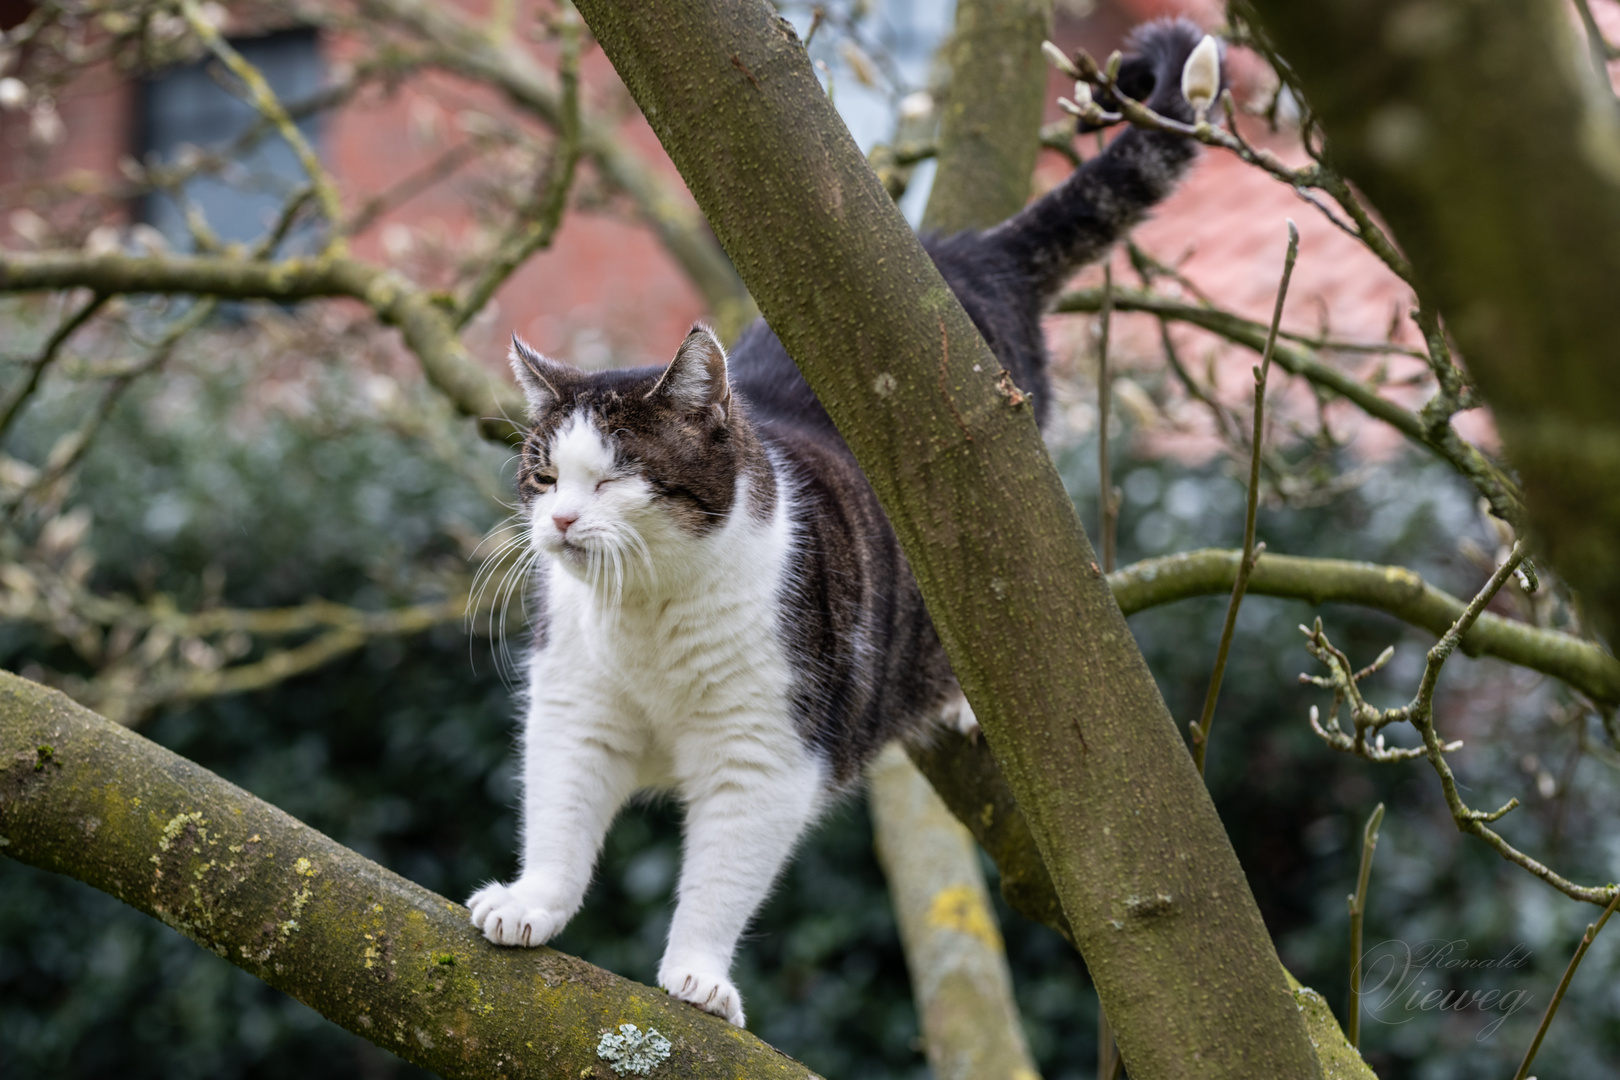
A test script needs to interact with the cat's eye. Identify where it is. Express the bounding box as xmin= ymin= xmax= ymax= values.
xmin=528 ymin=472 xmax=556 ymax=491
xmin=595 ymin=478 xmax=617 ymax=492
